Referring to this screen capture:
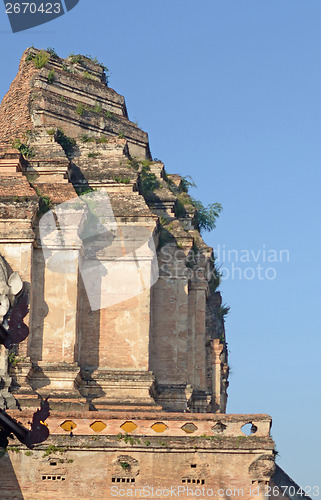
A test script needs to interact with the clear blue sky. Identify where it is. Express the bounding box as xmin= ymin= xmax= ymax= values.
xmin=0 ymin=0 xmax=320 ymax=489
